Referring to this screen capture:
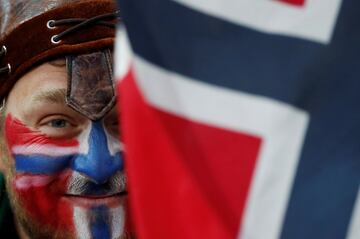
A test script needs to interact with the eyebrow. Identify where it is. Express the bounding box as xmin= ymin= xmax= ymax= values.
xmin=48 ymin=58 xmax=66 ymax=67
xmin=33 ymin=88 xmax=67 ymax=104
